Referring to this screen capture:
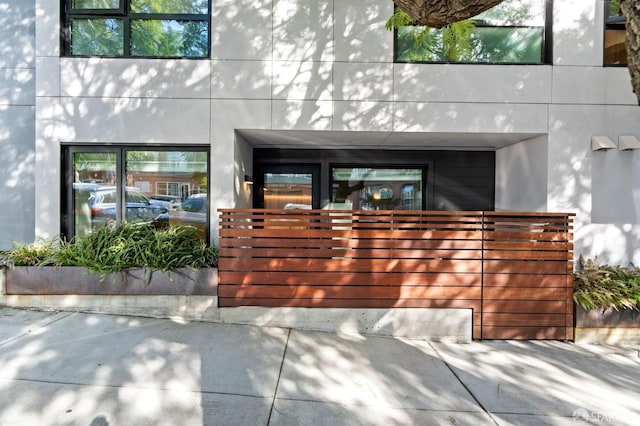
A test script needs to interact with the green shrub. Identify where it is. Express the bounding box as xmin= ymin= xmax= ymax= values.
xmin=0 ymin=239 xmax=60 ymax=267
xmin=0 ymin=223 xmax=217 ymax=278
xmin=573 ymin=255 xmax=640 ymax=311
